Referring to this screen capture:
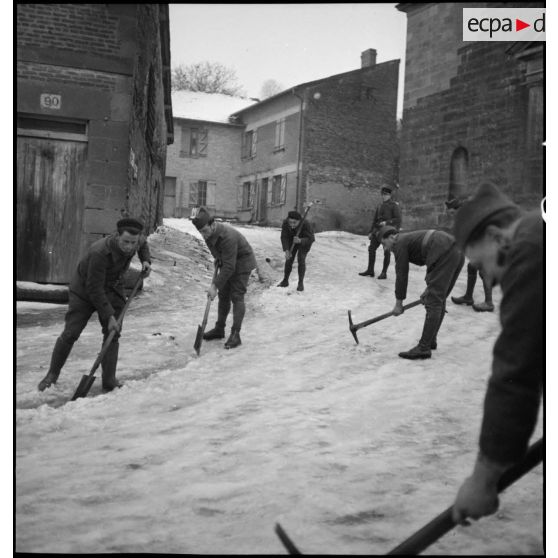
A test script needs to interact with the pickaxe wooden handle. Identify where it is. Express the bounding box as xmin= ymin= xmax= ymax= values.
xmin=348 ymin=299 xmax=423 ymax=344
